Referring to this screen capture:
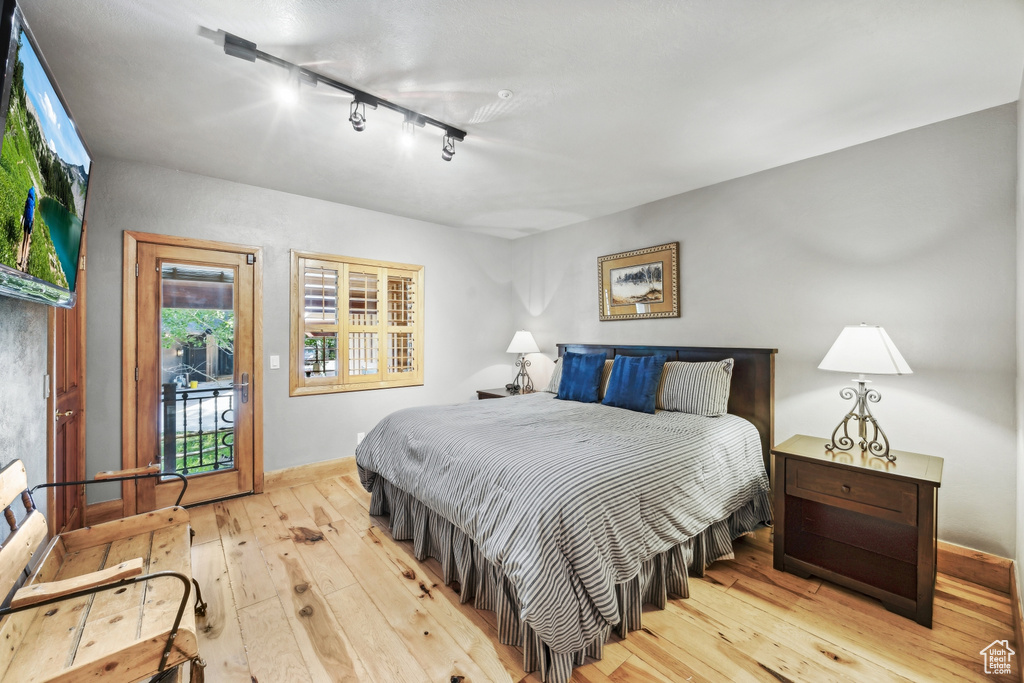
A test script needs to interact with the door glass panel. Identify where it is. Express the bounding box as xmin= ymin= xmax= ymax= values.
xmin=160 ymin=263 xmax=236 ymax=477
